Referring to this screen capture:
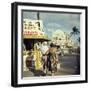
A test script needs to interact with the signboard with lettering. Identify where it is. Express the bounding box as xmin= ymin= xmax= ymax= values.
xmin=23 ymin=19 xmax=46 ymax=38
